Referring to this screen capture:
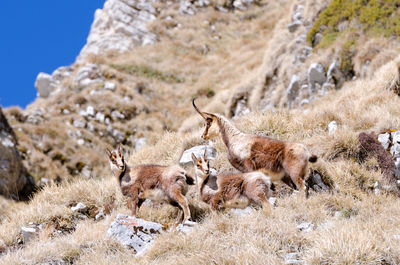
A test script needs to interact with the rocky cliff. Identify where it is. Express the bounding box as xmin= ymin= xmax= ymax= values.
xmin=0 ymin=107 xmax=35 ymax=200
